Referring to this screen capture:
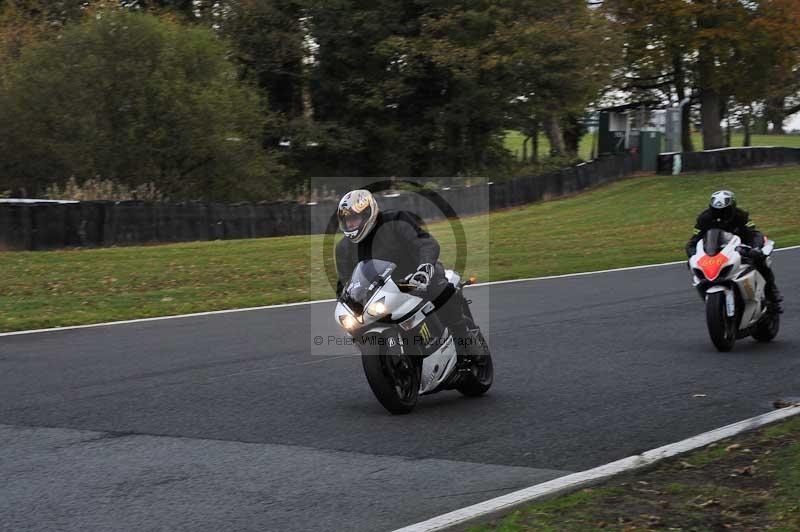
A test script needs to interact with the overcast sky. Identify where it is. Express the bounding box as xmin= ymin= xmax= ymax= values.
xmin=788 ymin=113 xmax=800 ymax=132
